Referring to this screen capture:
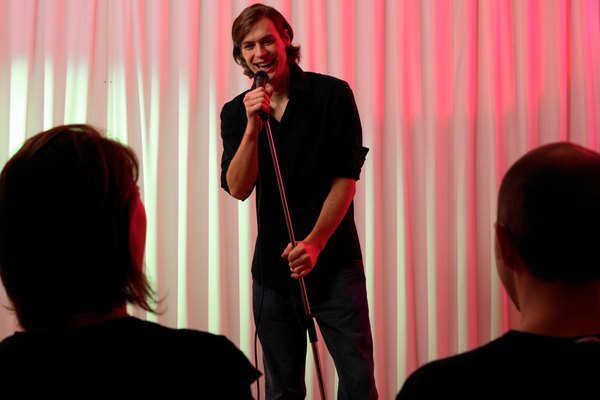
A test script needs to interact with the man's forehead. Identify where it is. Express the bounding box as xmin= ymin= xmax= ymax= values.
xmin=241 ymin=18 xmax=280 ymax=43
